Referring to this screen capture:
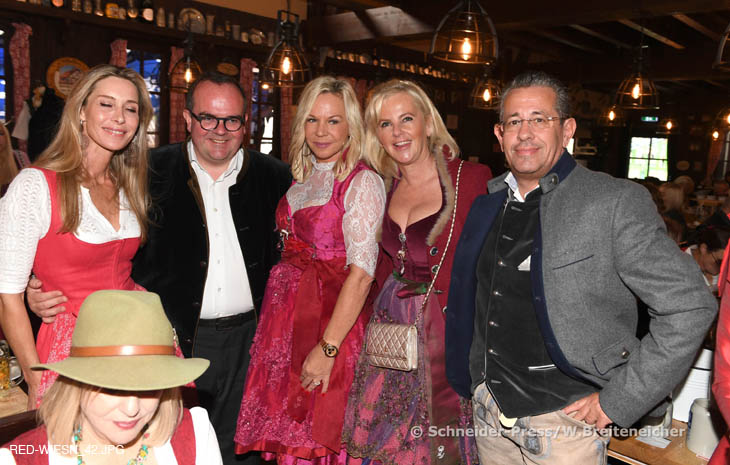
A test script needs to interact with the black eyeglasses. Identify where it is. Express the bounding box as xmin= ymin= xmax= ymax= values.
xmin=188 ymin=111 xmax=244 ymax=132
xmin=500 ymin=116 xmax=562 ymax=132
